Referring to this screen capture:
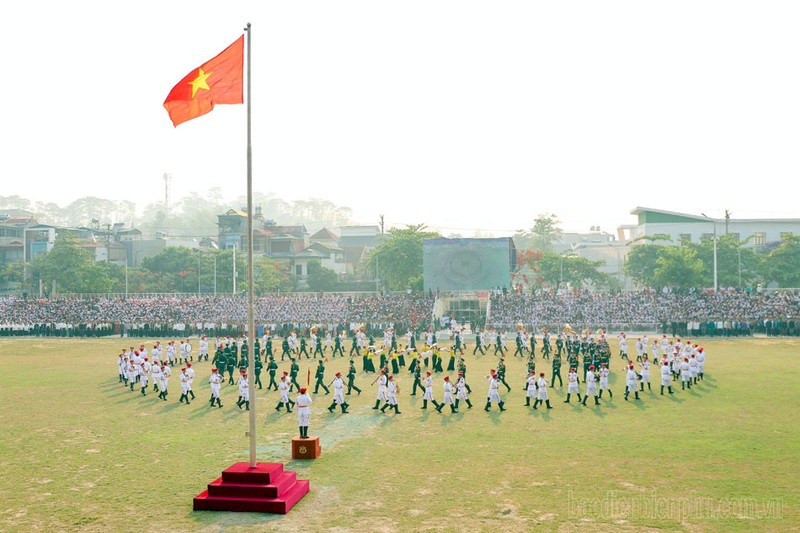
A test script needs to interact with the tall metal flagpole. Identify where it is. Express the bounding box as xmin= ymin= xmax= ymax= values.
xmin=244 ymin=22 xmax=257 ymax=468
